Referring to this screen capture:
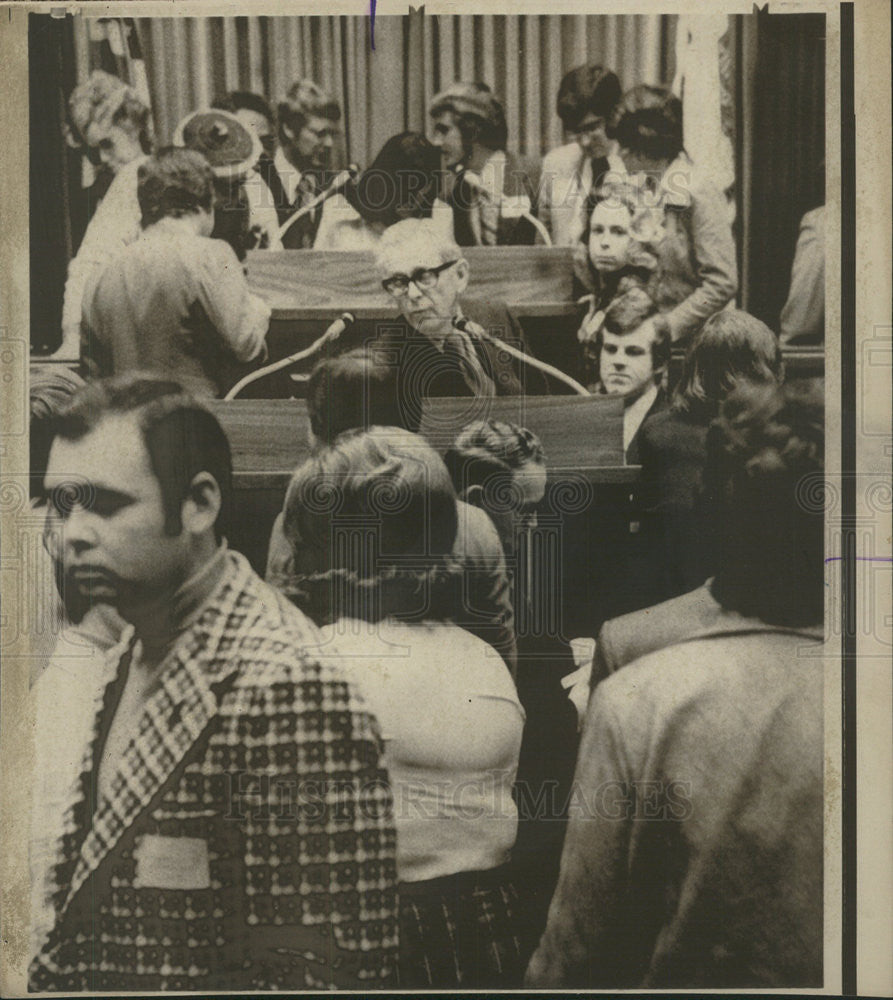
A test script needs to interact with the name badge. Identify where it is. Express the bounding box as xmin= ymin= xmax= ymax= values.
xmin=133 ymin=834 xmax=211 ymax=890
